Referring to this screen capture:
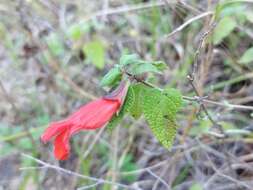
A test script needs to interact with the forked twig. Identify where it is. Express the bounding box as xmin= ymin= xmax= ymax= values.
xmin=187 ymin=75 xmax=226 ymax=137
